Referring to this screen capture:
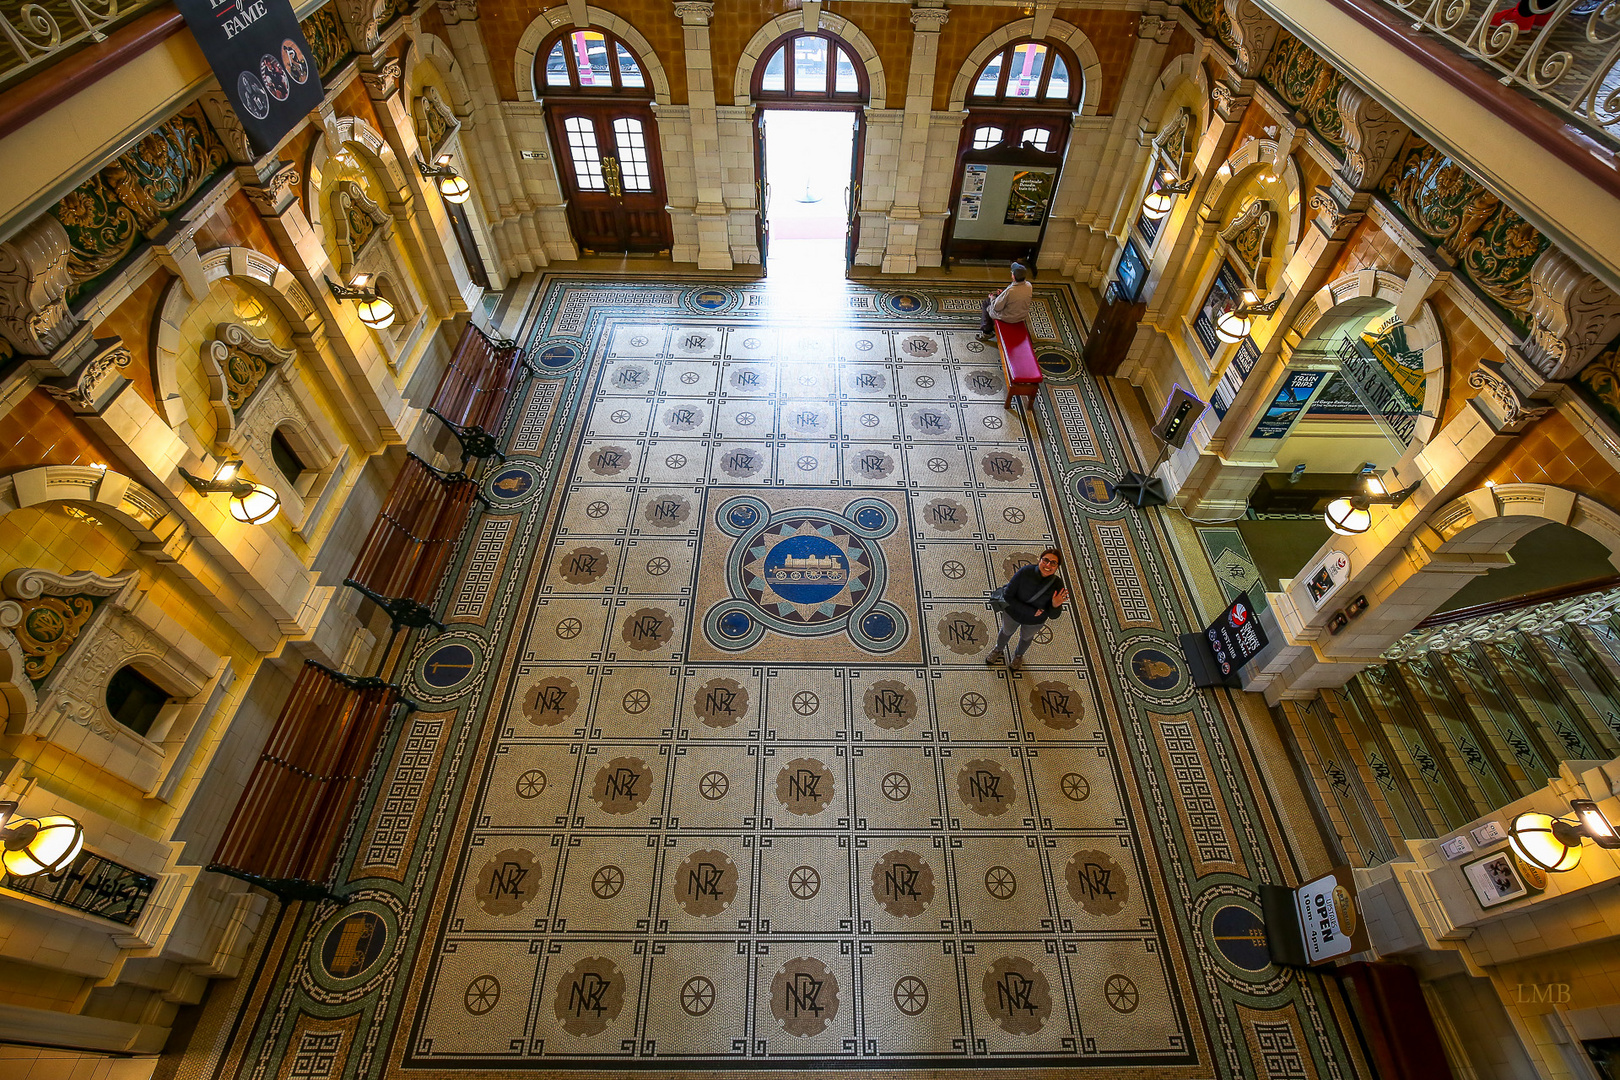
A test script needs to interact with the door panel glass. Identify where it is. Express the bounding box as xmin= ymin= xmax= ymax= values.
xmin=615 ymin=44 xmax=644 ymax=87
xmin=563 ymin=116 xmax=606 ymax=190
xmin=571 ymin=31 xmax=612 ymax=87
xmin=1021 ymin=127 xmax=1051 ymax=151
xmin=762 ymin=46 xmax=786 ymax=92
xmin=973 ymin=53 xmax=1003 ymax=97
xmin=835 ymin=47 xmax=858 ymax=94
xmin=1007 ymin=43 xmax=1048 ymax=98
xmin=545 ymin=42 xmax=570 ymax=86
xmin=972 ymin=125 xmax=1003 ymax=150
xmin=793 ymin=36 xmax=828 ymax=93
xmin=613 ymin=117 xmax=653 ymax=192
xmin=1045 ymin=56 xmax=1071 ymax=100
